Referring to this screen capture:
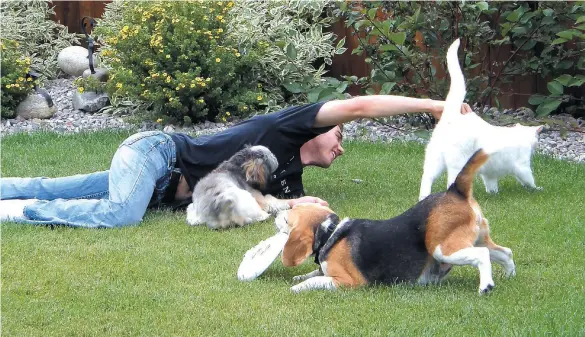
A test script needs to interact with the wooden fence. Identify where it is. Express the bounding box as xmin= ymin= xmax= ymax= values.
xmin=50 ymin=1 xmax=572 ymax=109
xmin=51 ymin=1 xmax=110 ymax=34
